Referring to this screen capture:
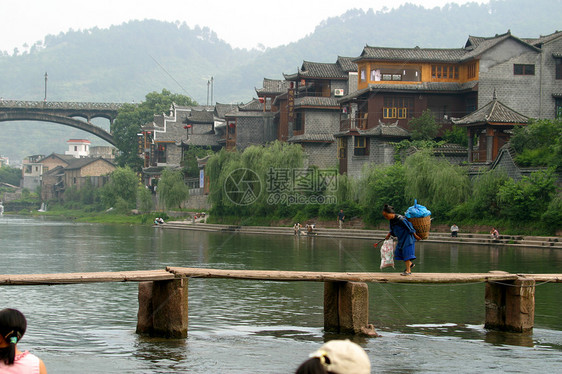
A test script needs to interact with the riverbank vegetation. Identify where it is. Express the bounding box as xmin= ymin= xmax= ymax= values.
xmin=205 ymin=133 xmax=561 ymax=235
